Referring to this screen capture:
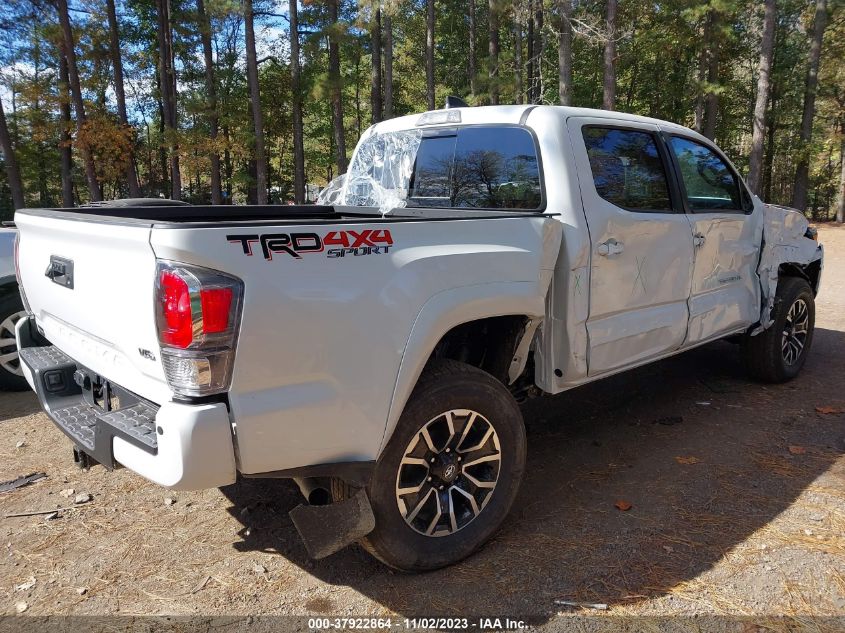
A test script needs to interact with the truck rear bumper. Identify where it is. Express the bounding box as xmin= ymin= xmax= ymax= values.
xmin=16 ymin=316 xmax=237 ymax=490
